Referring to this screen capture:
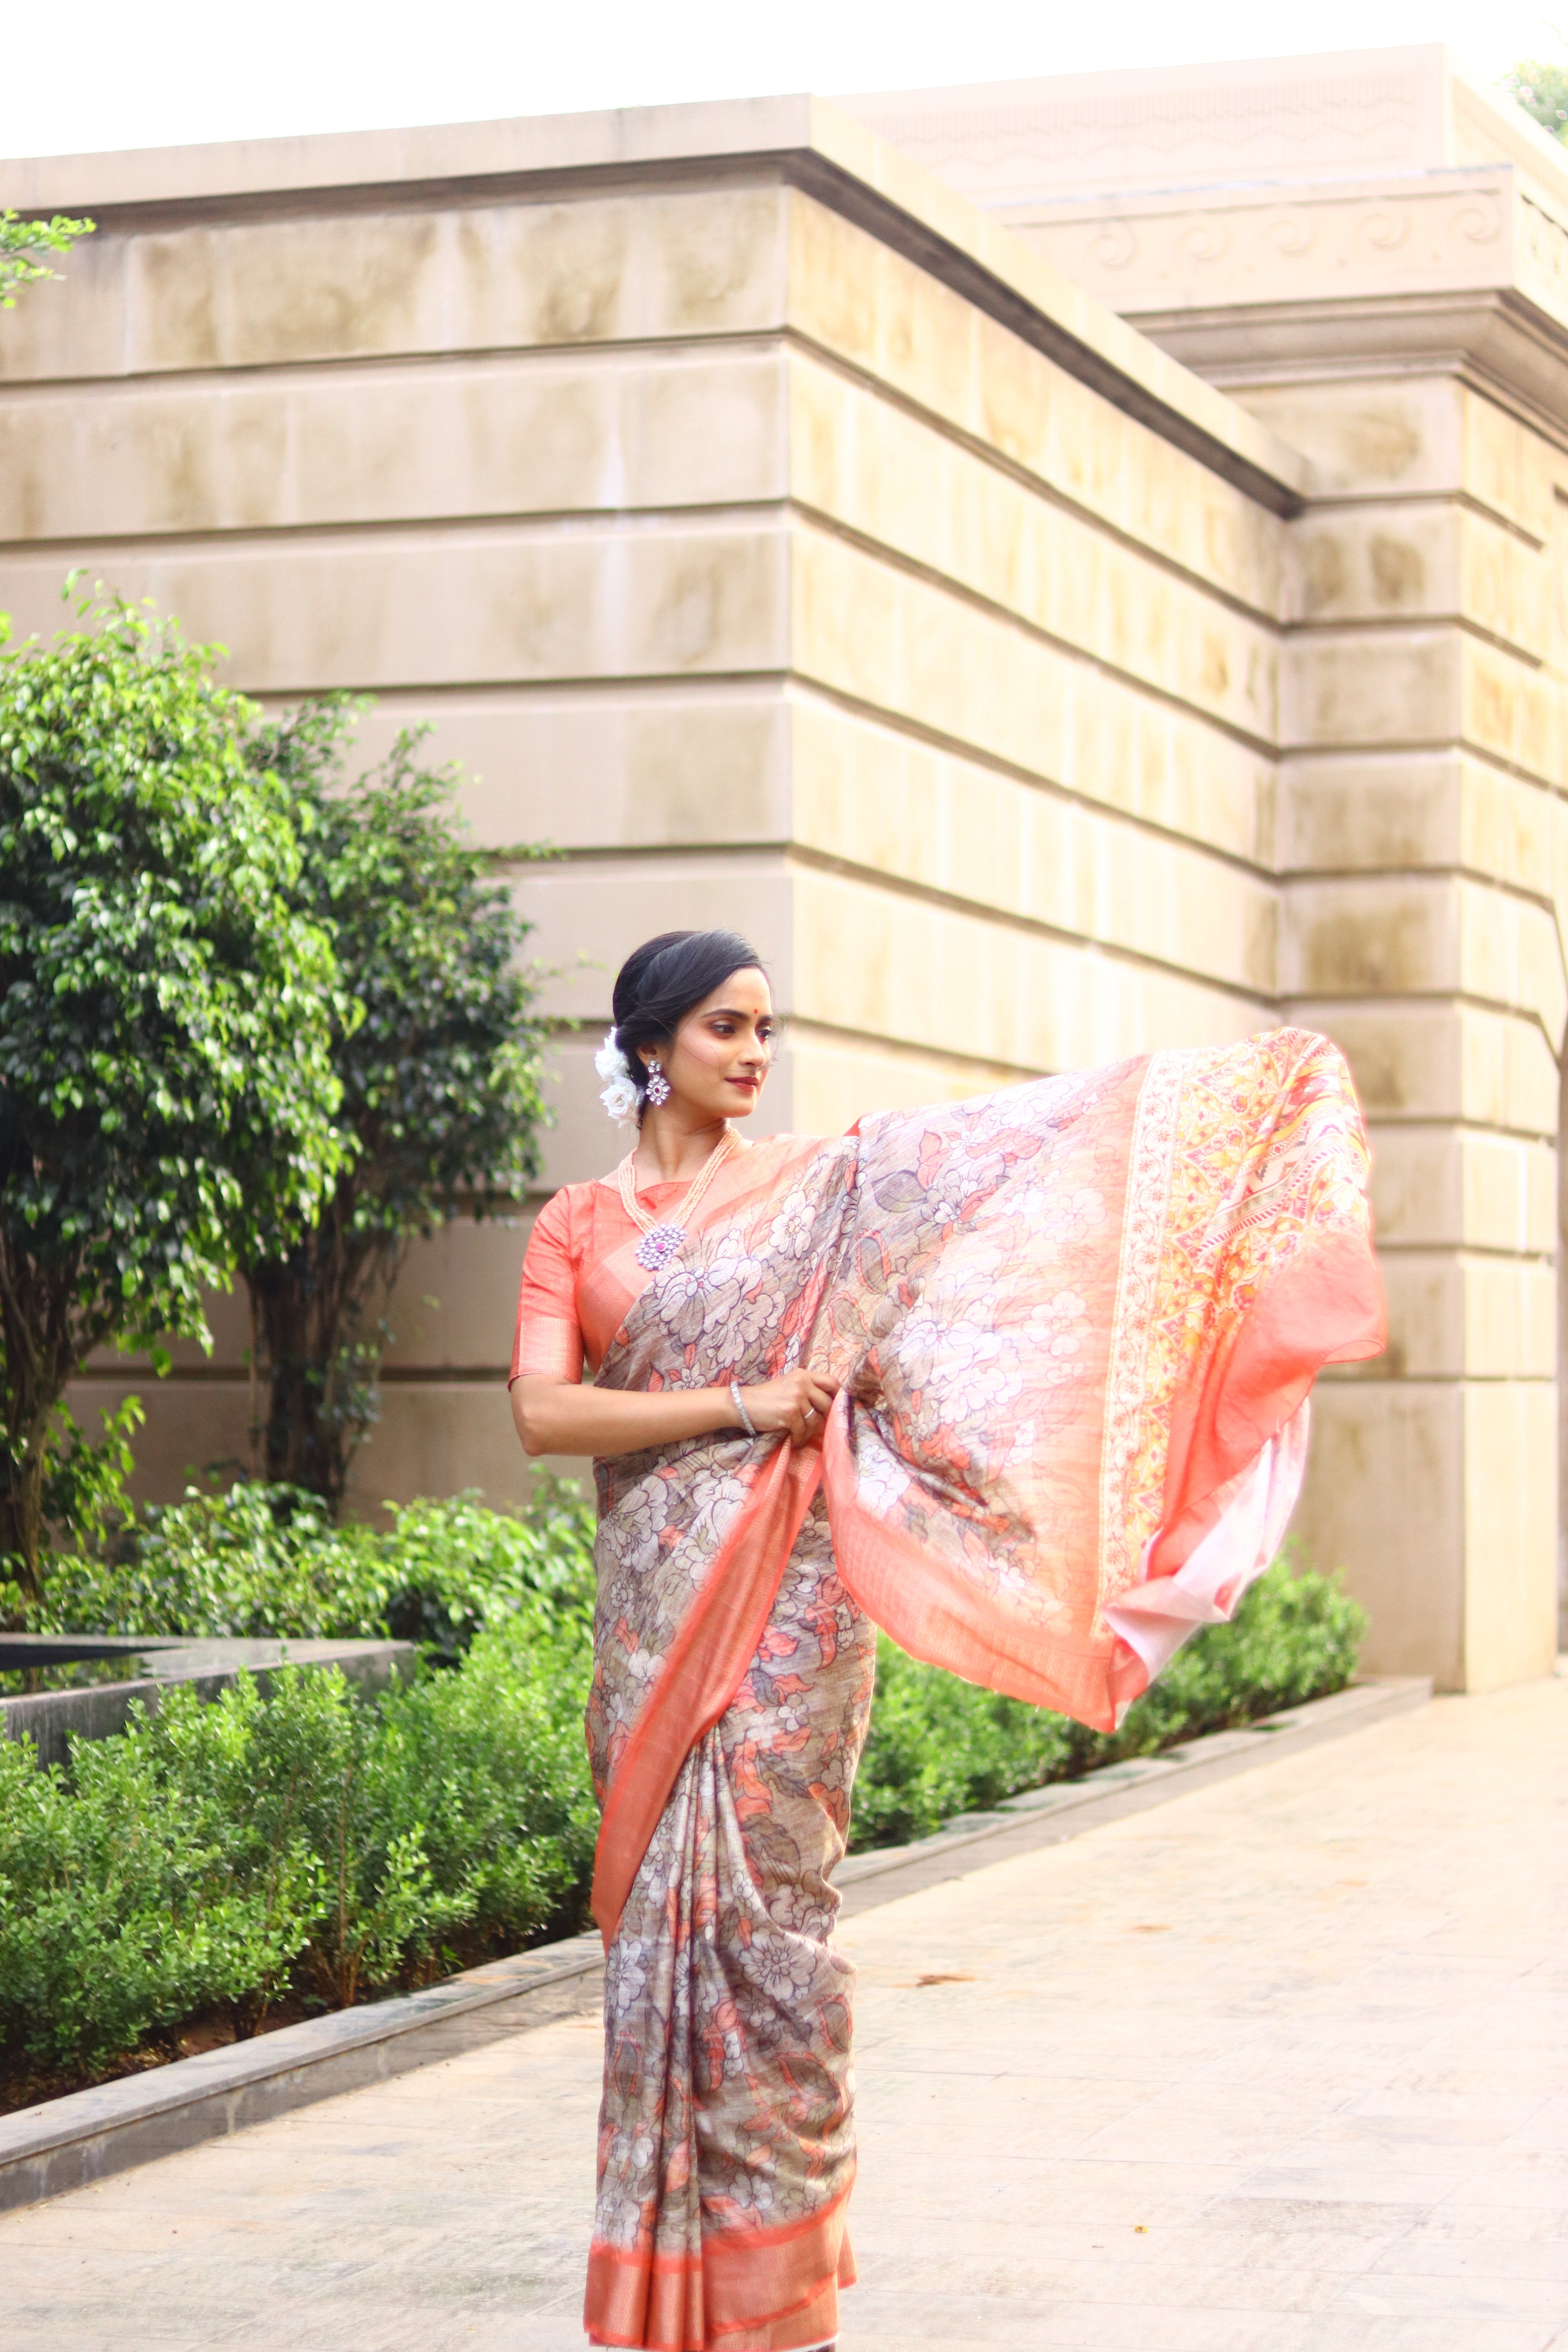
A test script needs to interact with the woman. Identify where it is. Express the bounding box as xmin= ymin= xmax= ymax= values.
xmin=510 ymin=929 xmax=1385 ymax=2352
